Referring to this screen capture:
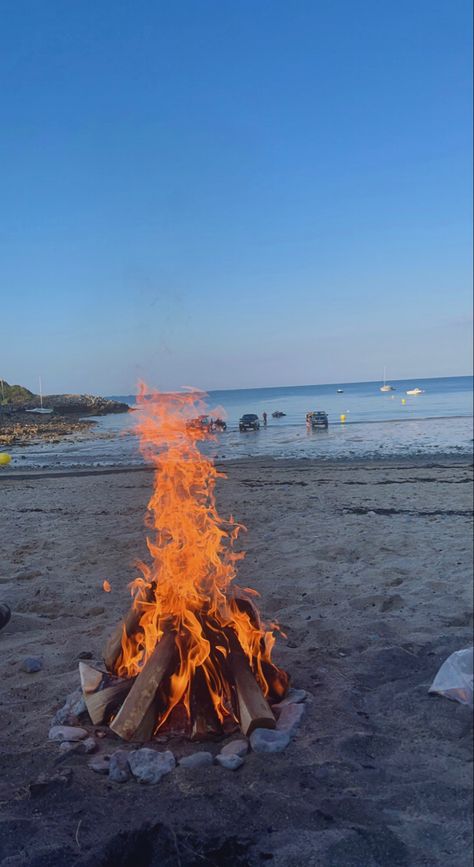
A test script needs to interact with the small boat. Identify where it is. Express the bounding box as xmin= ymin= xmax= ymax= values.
xmin=406 ymin=387 xmax=424 ymax=396
xmin=380 ymin=367 xmax=395 ymax=392
xmin=25 ymin=377 xmax=53 ymax=414
xmin=337 ymin=388 xmax=344 ymax=394
xmin=272 ymin=411 xmax=286 ymax=418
